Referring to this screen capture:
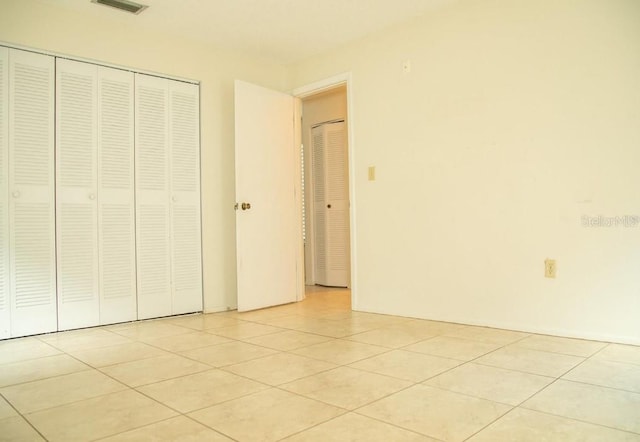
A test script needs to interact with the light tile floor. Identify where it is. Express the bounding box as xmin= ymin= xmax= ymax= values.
xmin=1 ymin=287 xmax=640 ymax=441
